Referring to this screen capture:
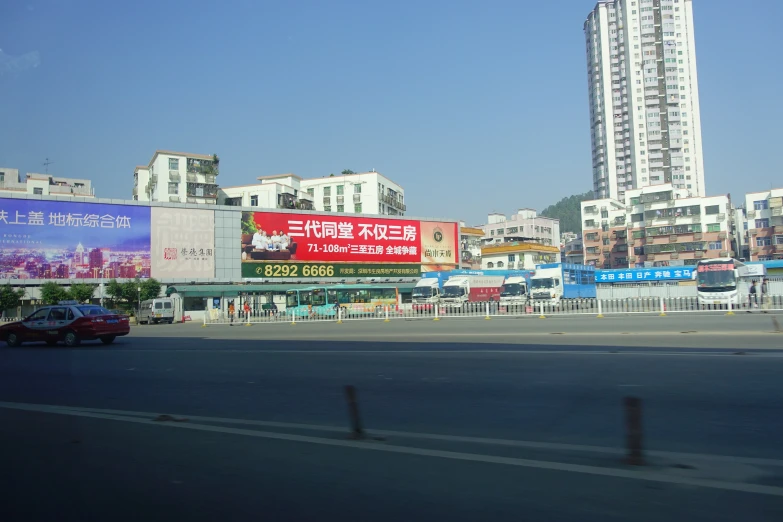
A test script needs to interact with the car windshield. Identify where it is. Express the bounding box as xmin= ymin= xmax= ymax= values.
xmin=501 ymin=283 xmax=524 ymax=296
xmin=77 ymin=306 xmax=112 ymax=316
xmin=286 ymin=292 xmax=299 ymax=307
xmin=531 ymin=278 xmax=554 ymax=290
